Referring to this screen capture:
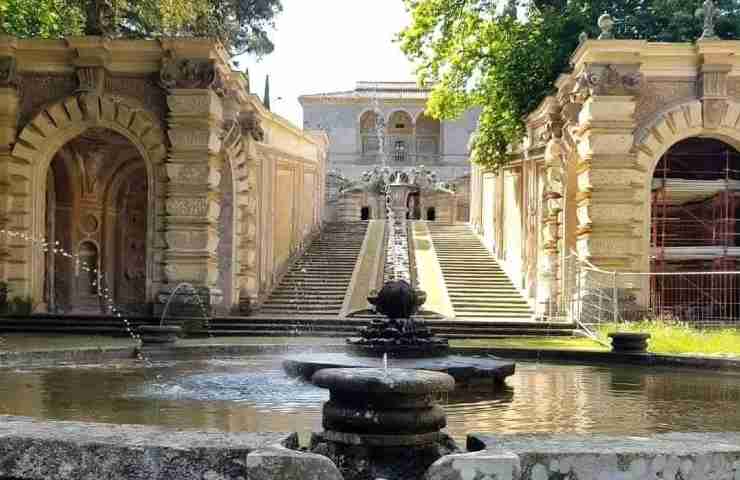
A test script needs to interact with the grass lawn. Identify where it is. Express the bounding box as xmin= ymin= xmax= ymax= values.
xmin=2 ymin=322 xmax=740 ymax=358
xmin=454 ymin=321 xmax=740 ymax=358
xmin=593 ymin=321 xmax=740 ymax=358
